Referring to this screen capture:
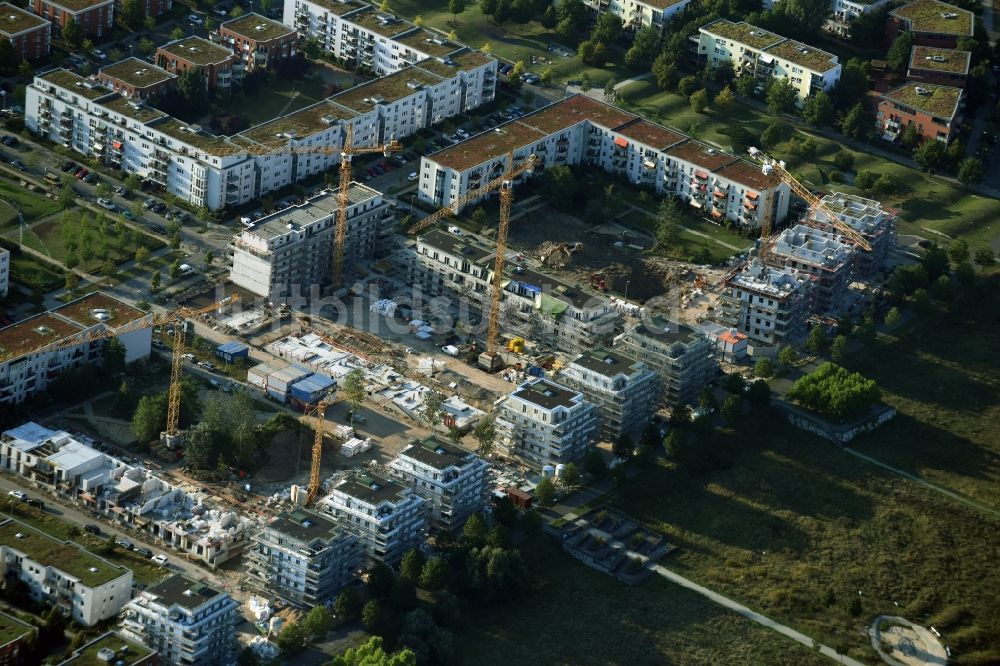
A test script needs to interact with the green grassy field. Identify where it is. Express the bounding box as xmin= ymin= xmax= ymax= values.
xmin=215 ymin=69 xmax=331 ymax=125
xmin=9 ymin=252 xmax=63 ymax=291
xmin=0 ymin=179 xmax=61 ymax=228
xmin=456 ymin=536 xmax=829 ymax=666
xmin=14 ymin=217 xmax=164 ymax=274
xmin=619 ymin=81 xmax=1000 ymax=250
